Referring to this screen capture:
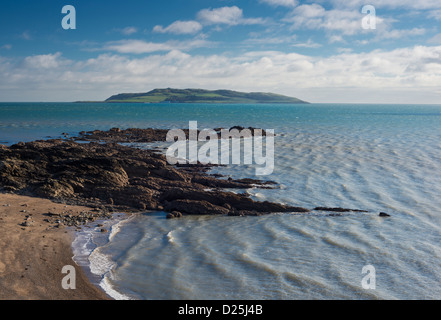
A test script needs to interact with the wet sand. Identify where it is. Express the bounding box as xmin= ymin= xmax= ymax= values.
xmin=0 ymin=193 xmax=111 ymax=300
